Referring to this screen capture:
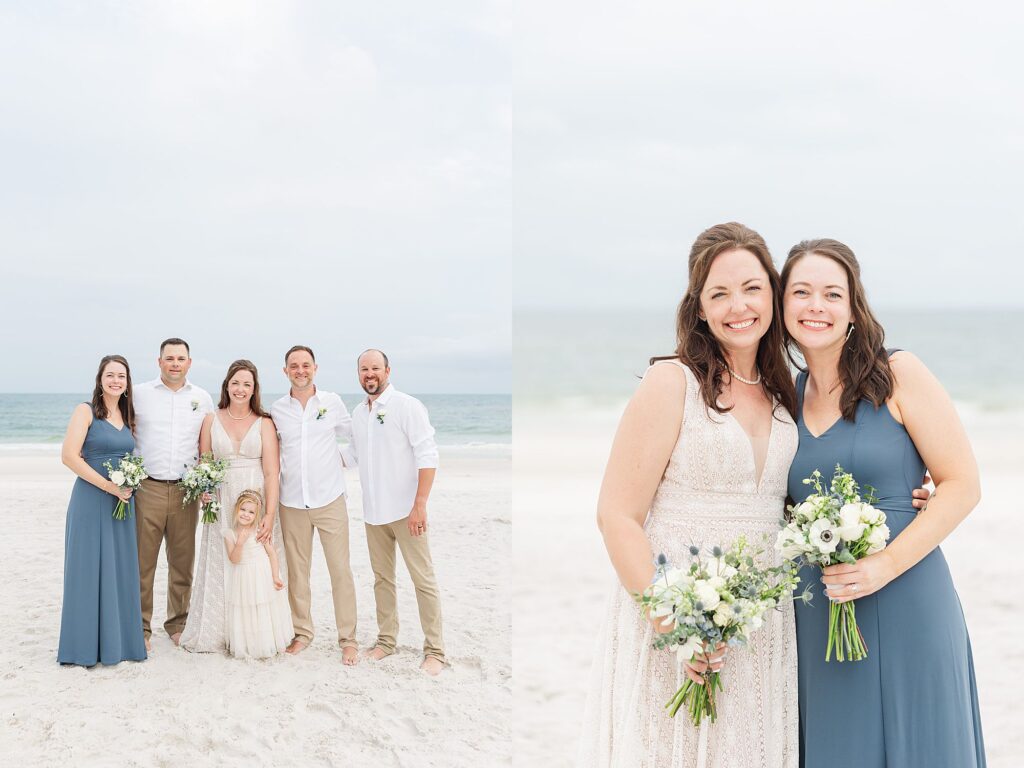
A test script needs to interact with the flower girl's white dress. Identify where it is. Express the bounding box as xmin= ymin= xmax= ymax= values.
xmin=222 ymin=529 xmax=292 ymax=659
xmin=578 ymin=361 xmax=800 ymax=768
